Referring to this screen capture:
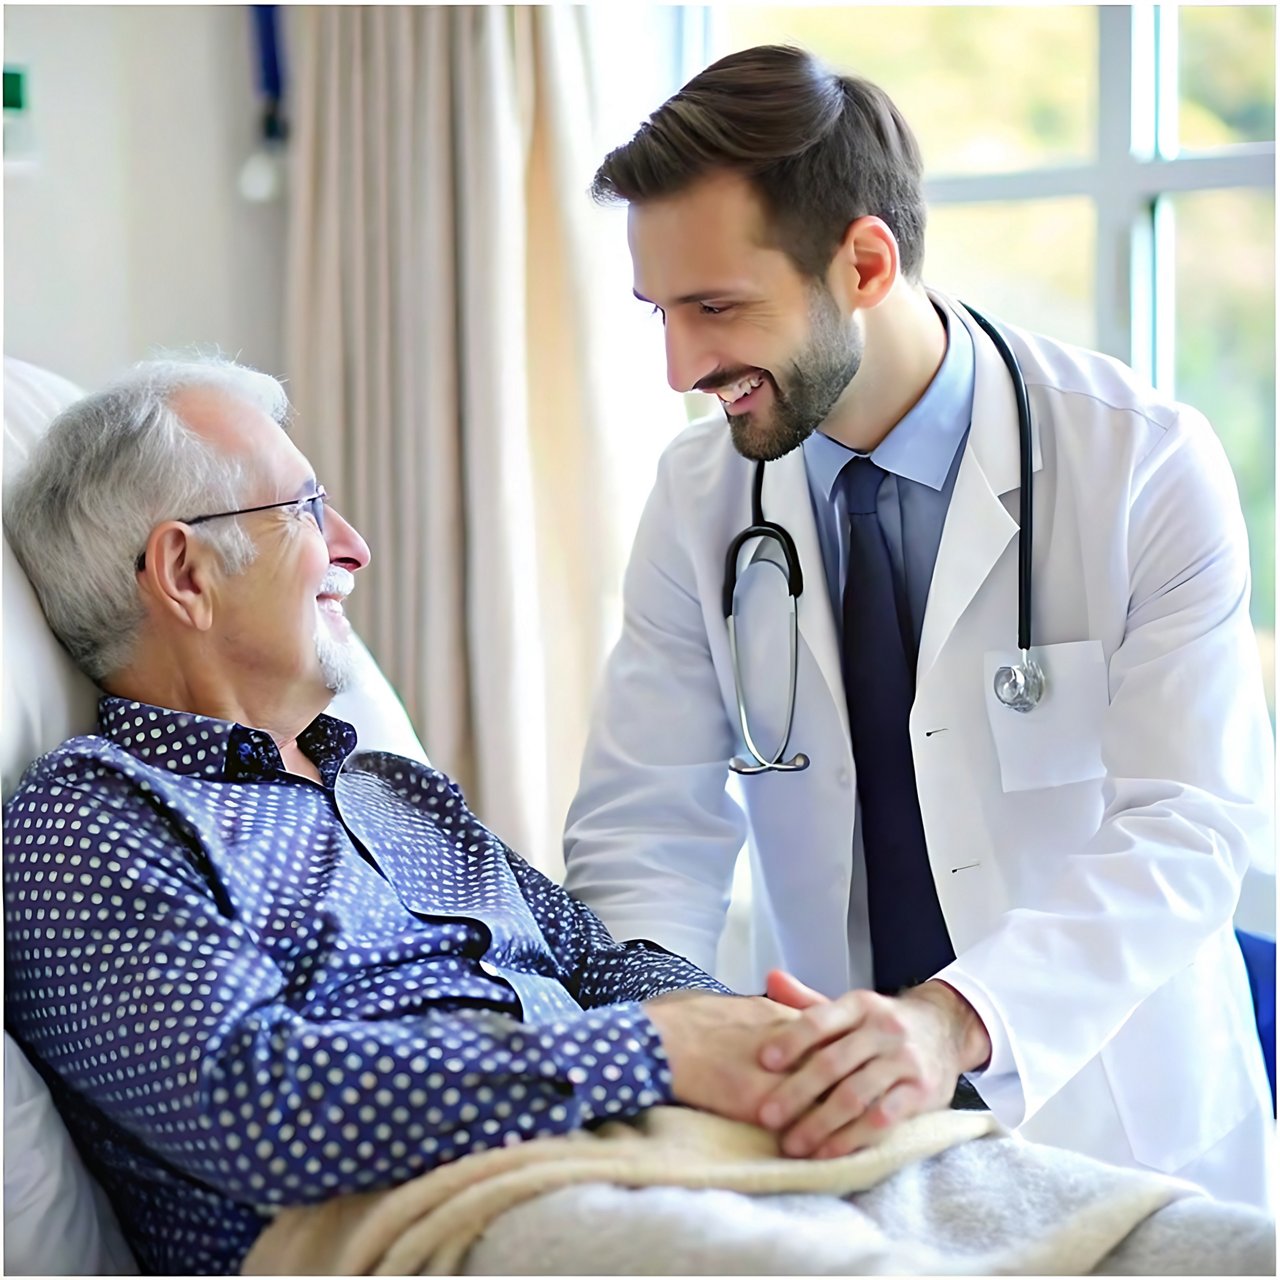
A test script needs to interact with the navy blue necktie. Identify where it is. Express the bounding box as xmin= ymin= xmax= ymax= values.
xmin=842 ymin=457 xmax=955 ymax=995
